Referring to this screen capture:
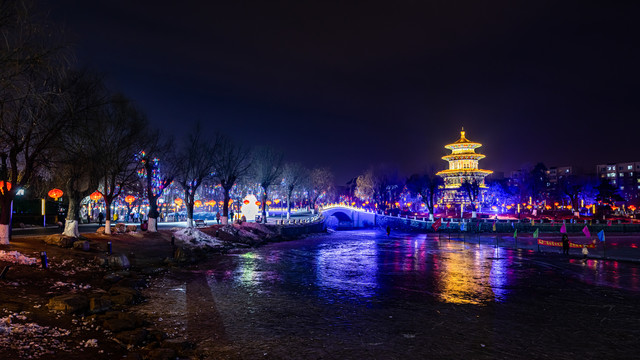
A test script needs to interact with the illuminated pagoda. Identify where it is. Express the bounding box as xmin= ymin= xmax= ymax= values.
xmin=436 ymin=128 xmax=493 ymax=204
